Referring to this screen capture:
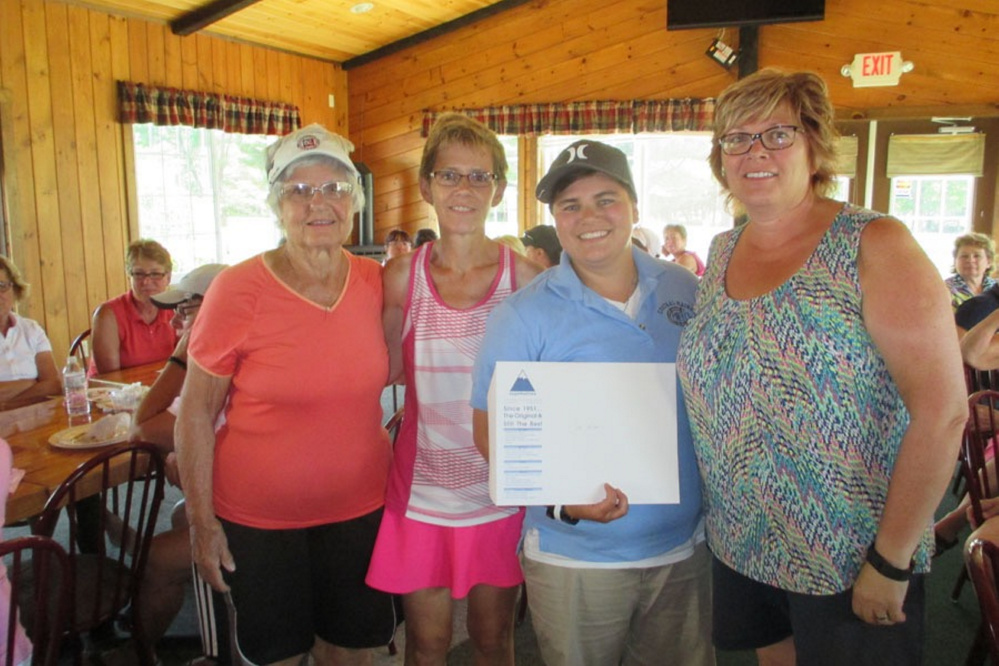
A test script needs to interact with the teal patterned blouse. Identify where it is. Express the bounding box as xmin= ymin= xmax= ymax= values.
xmin=677 ymin=202 xmax=933 ymax=595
